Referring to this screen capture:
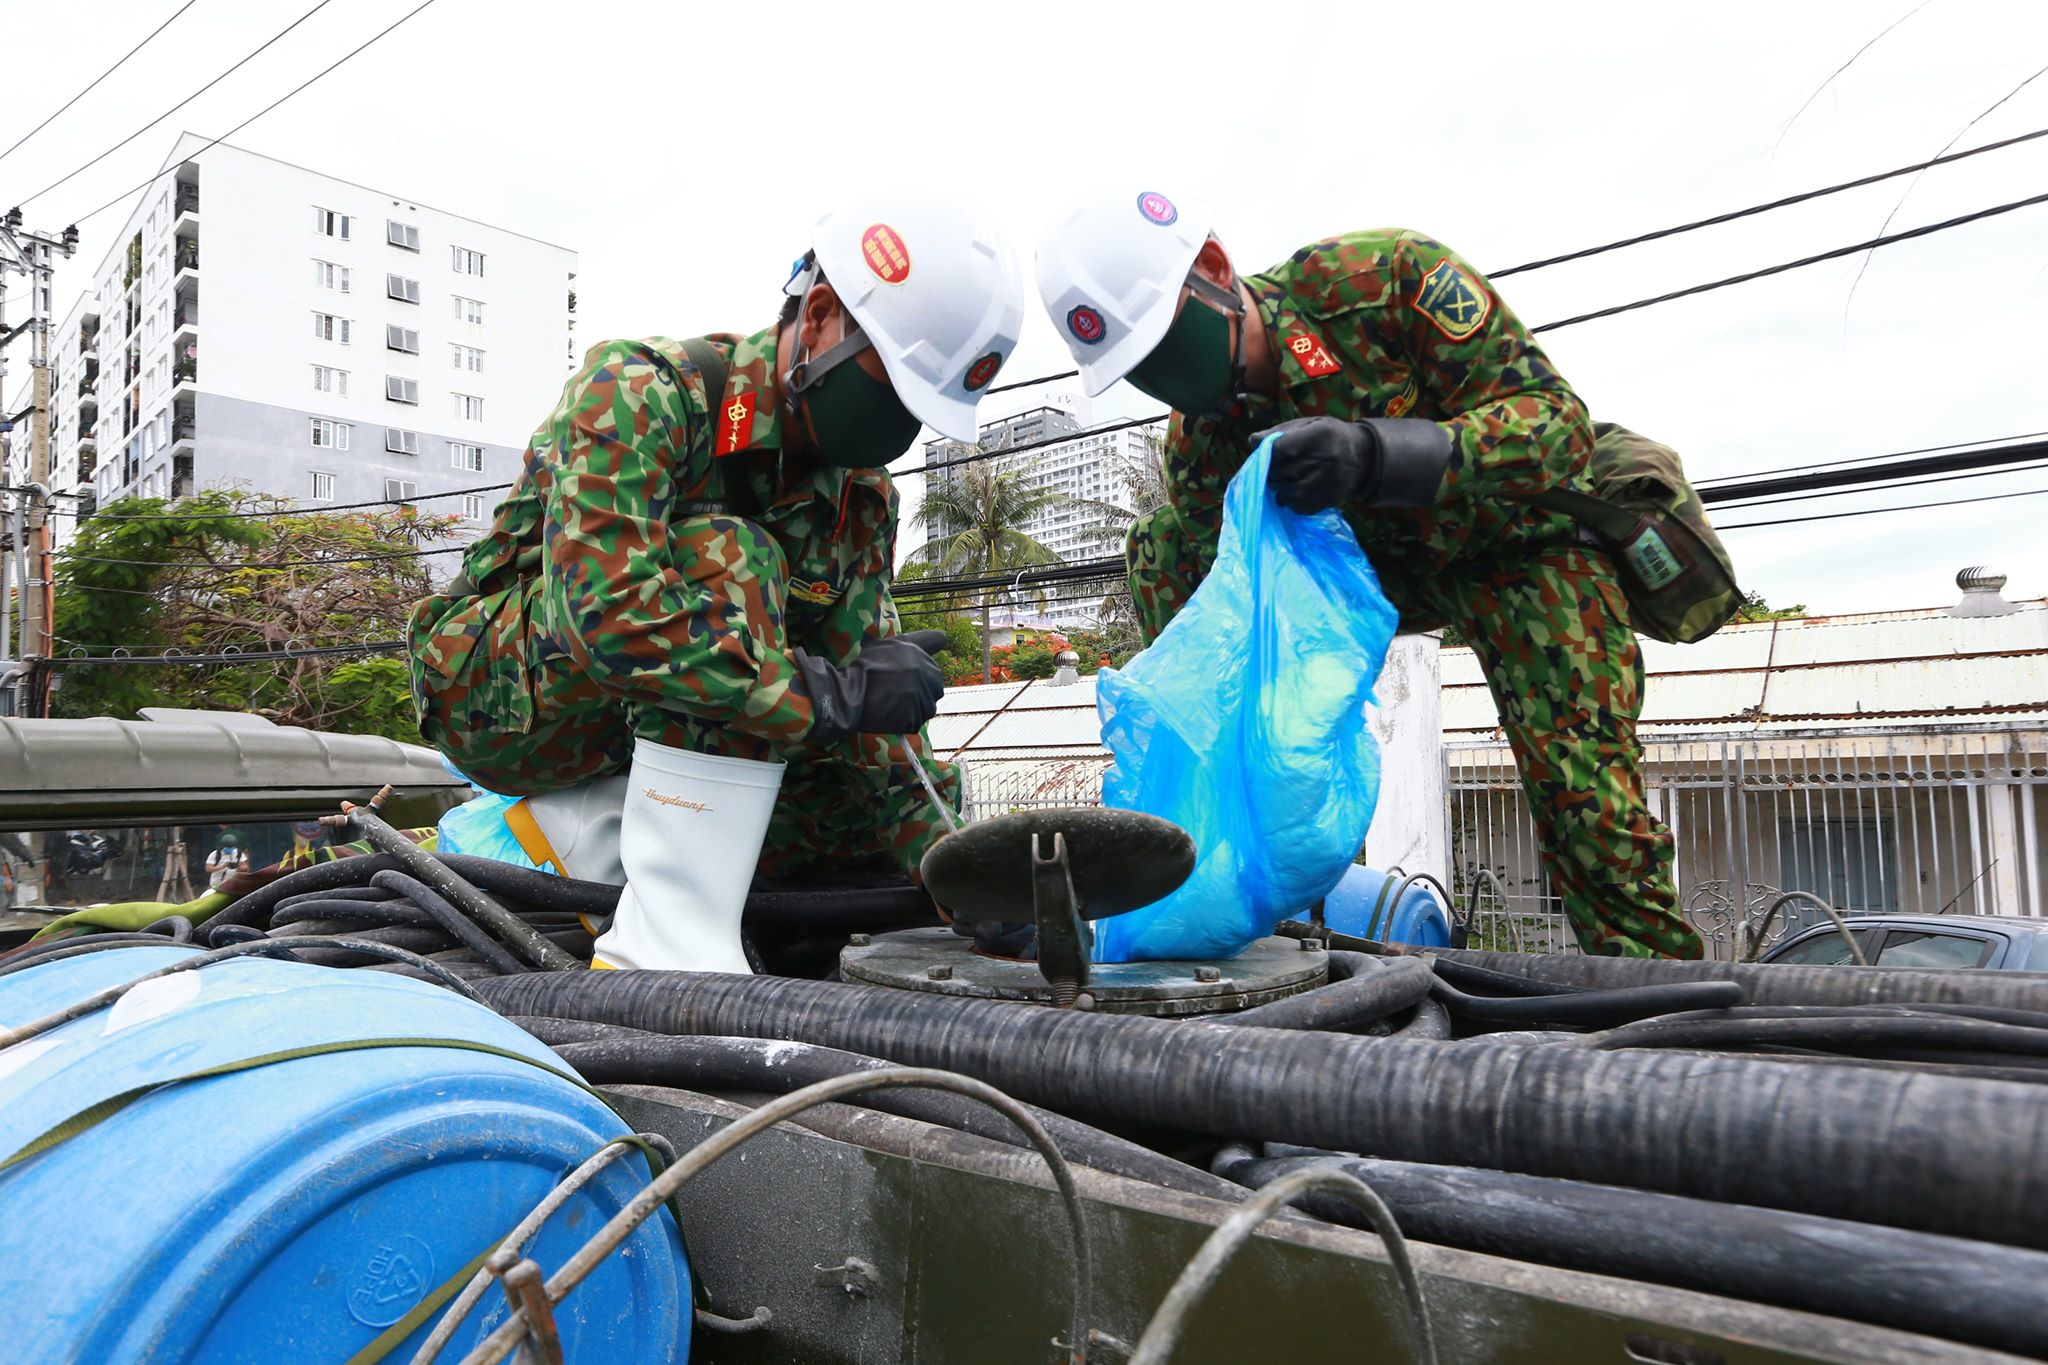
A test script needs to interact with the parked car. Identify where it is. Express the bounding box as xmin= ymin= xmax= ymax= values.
xmin=1761 ymin=914 xmax=2048 ymax=971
